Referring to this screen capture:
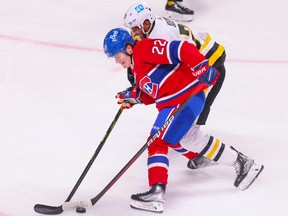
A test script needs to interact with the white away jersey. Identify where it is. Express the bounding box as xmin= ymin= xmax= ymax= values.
xmin=148 ymin=17 xmax=194 ymax=44
xmin=147 ymin=17 xmax=225 ymax=66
